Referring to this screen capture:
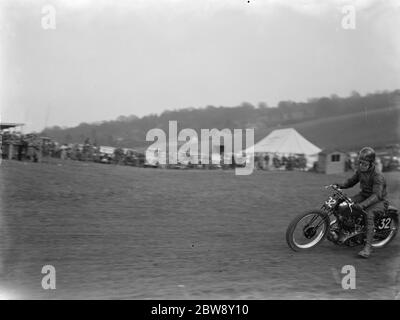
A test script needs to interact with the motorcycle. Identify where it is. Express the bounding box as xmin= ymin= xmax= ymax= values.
xmin=286 ymin=184 xmax=399 ymax=251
